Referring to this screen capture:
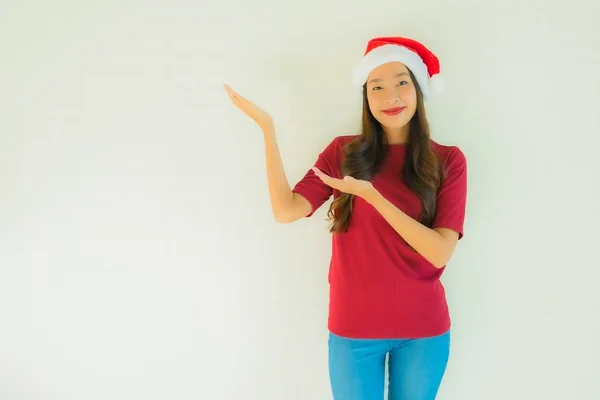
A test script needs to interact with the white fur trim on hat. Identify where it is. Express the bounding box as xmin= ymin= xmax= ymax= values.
xmin=352 ymin=44 xmax=432 ymax=98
